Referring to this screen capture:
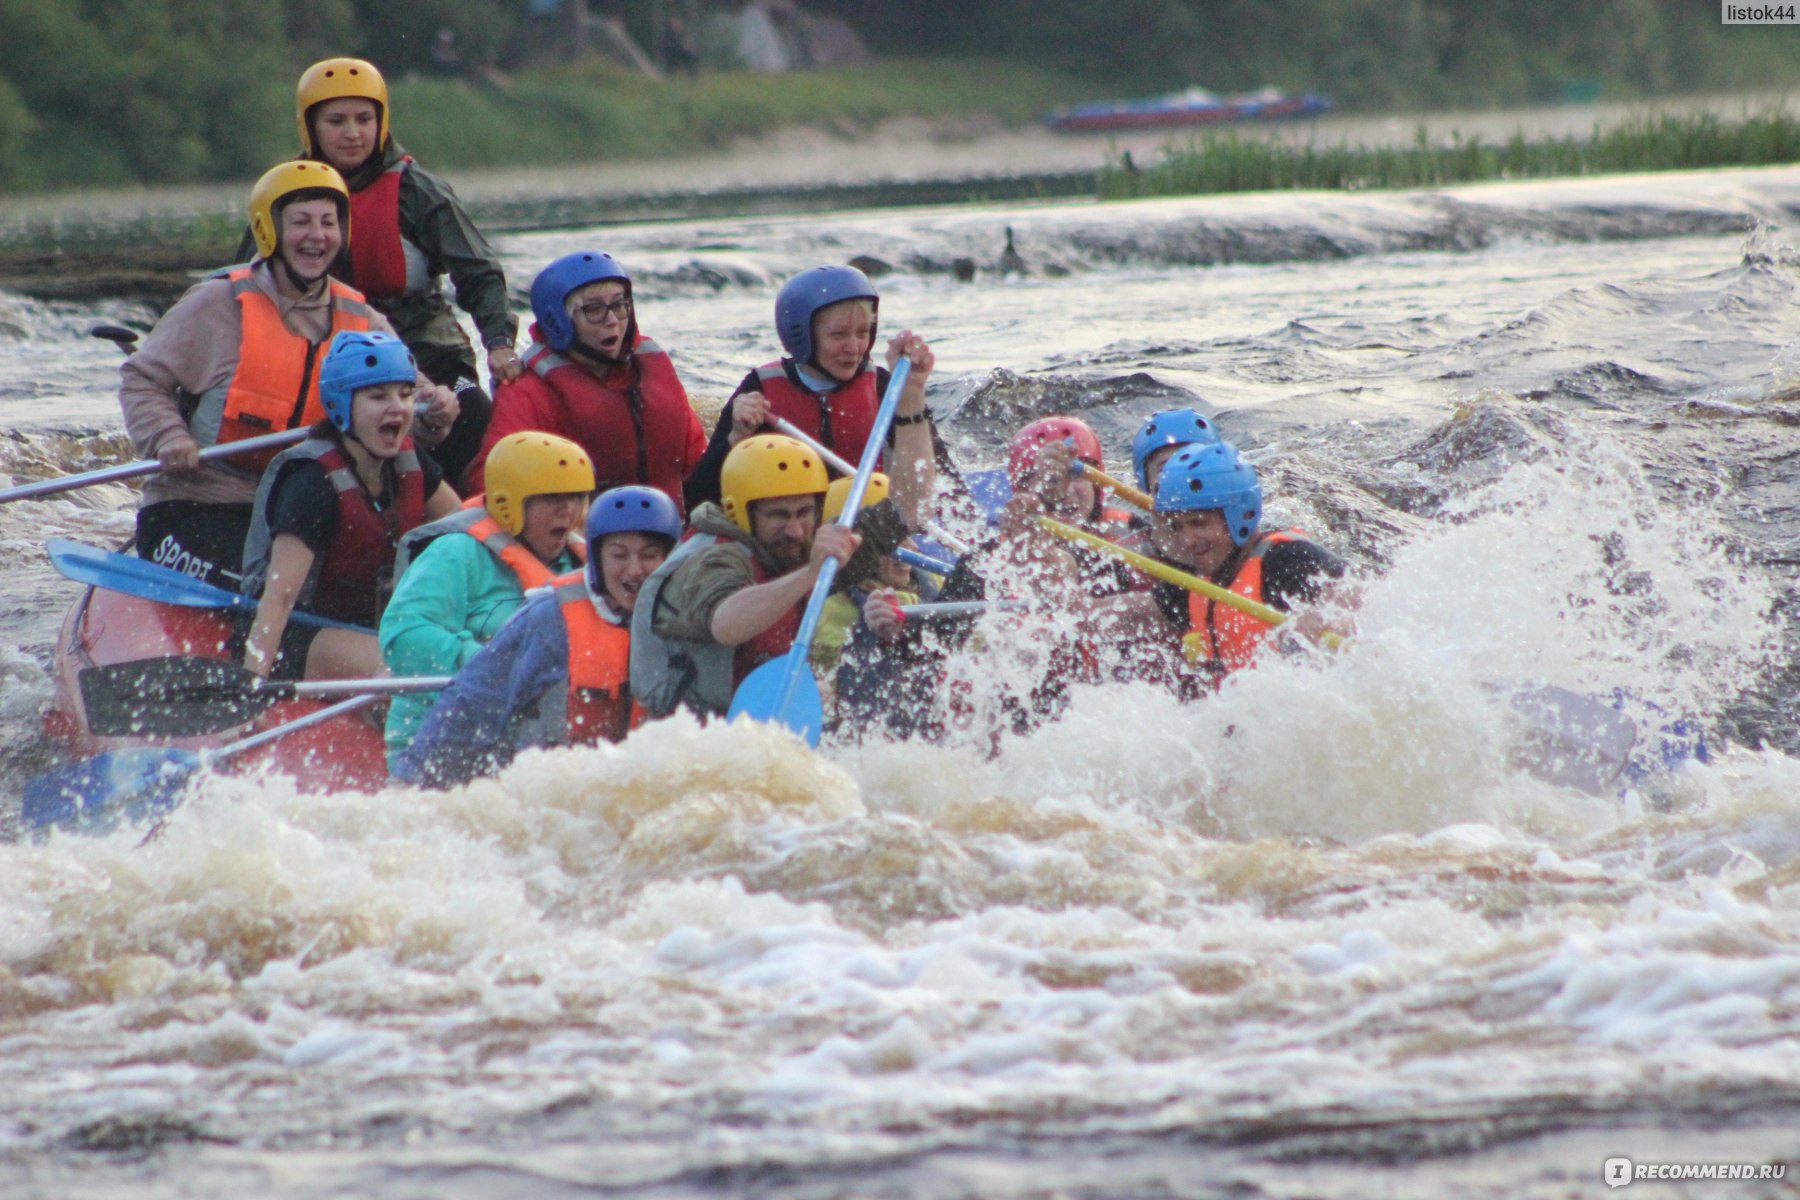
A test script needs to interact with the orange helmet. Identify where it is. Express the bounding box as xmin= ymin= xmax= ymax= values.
xmin=297 ymin=57 xmax=390 ymax=156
